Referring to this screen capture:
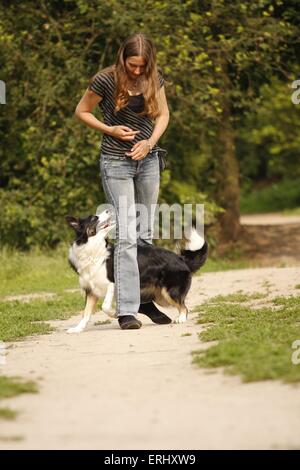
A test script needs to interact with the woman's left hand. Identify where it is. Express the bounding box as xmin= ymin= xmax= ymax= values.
xmin=125 ymin=140 xmax=150 ymax=160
